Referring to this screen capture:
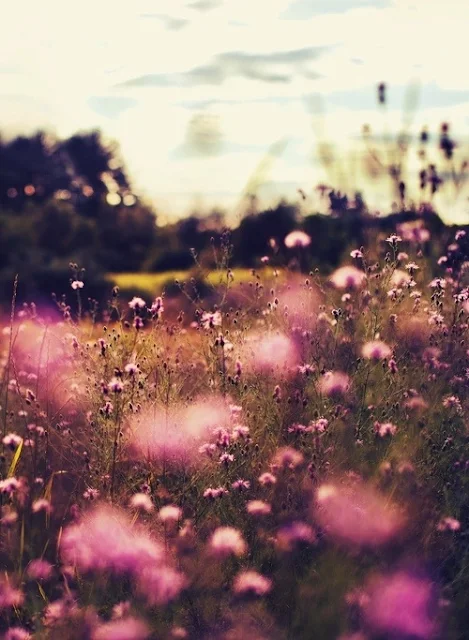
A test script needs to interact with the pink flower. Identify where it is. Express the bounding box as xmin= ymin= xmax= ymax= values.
xmin=284 ymin=230 xmax=311 ymax=248
xmin=330 ymin=266 xmax=366 ymax=290
xmin=158 ymin=505 xmax=182 ymax=523
xmin=201 ymin=311 xmax=222 ymax=329
xmin=246 ymin=500 xmax=271 ymax=516
xmin=4 ymin=629 xmax=32 ymax=640
xmin=314 ymin=481 xmax=405 ymax=547
xmin=136 ymin=565 xmax=186 ymax=606
xmin=259 ymin=472 xmax=277 ymax=486
xmin=232 ymin=570 xmax=272 ymax=596
xmin=92 ymin=617 xmax=150 ymax=640
xmin=60 ymin=504 xmax=165 ymax=575
xmin=240 ymin=332 xmax=299 ymax=375
xmin=128 ymin=297 xmax=146 ymax=310
xmin=272 ymin=446 xmax=304 ymax=470
xmin=26 ymin=559 xmax=53 ymax=581
xmin=0 ymin=580 xmax=24 ymax=610
xmin=127 ymin=397 xmax=231 ymax=468
xmin=362 ymin=571 xmax=437 ymax=639
xmin=437 ymin=517 xmax=460 ymax=532
xmin=317 ymin=371 xmax=350 ymax=397
xmin=71 ymin=280 xmax=84 ymax=290
xmin=276 ymin=521 xmax=316 ymax=551
xmin=129 ymin=493 xmax=154 ymax=513
xmin=209 ymin=526 xmax=247 ymax=558
xmin=362 ymin=340 xmax=392 ymax=360
xmin=374 ymin=421 xmax=397 ymax=437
